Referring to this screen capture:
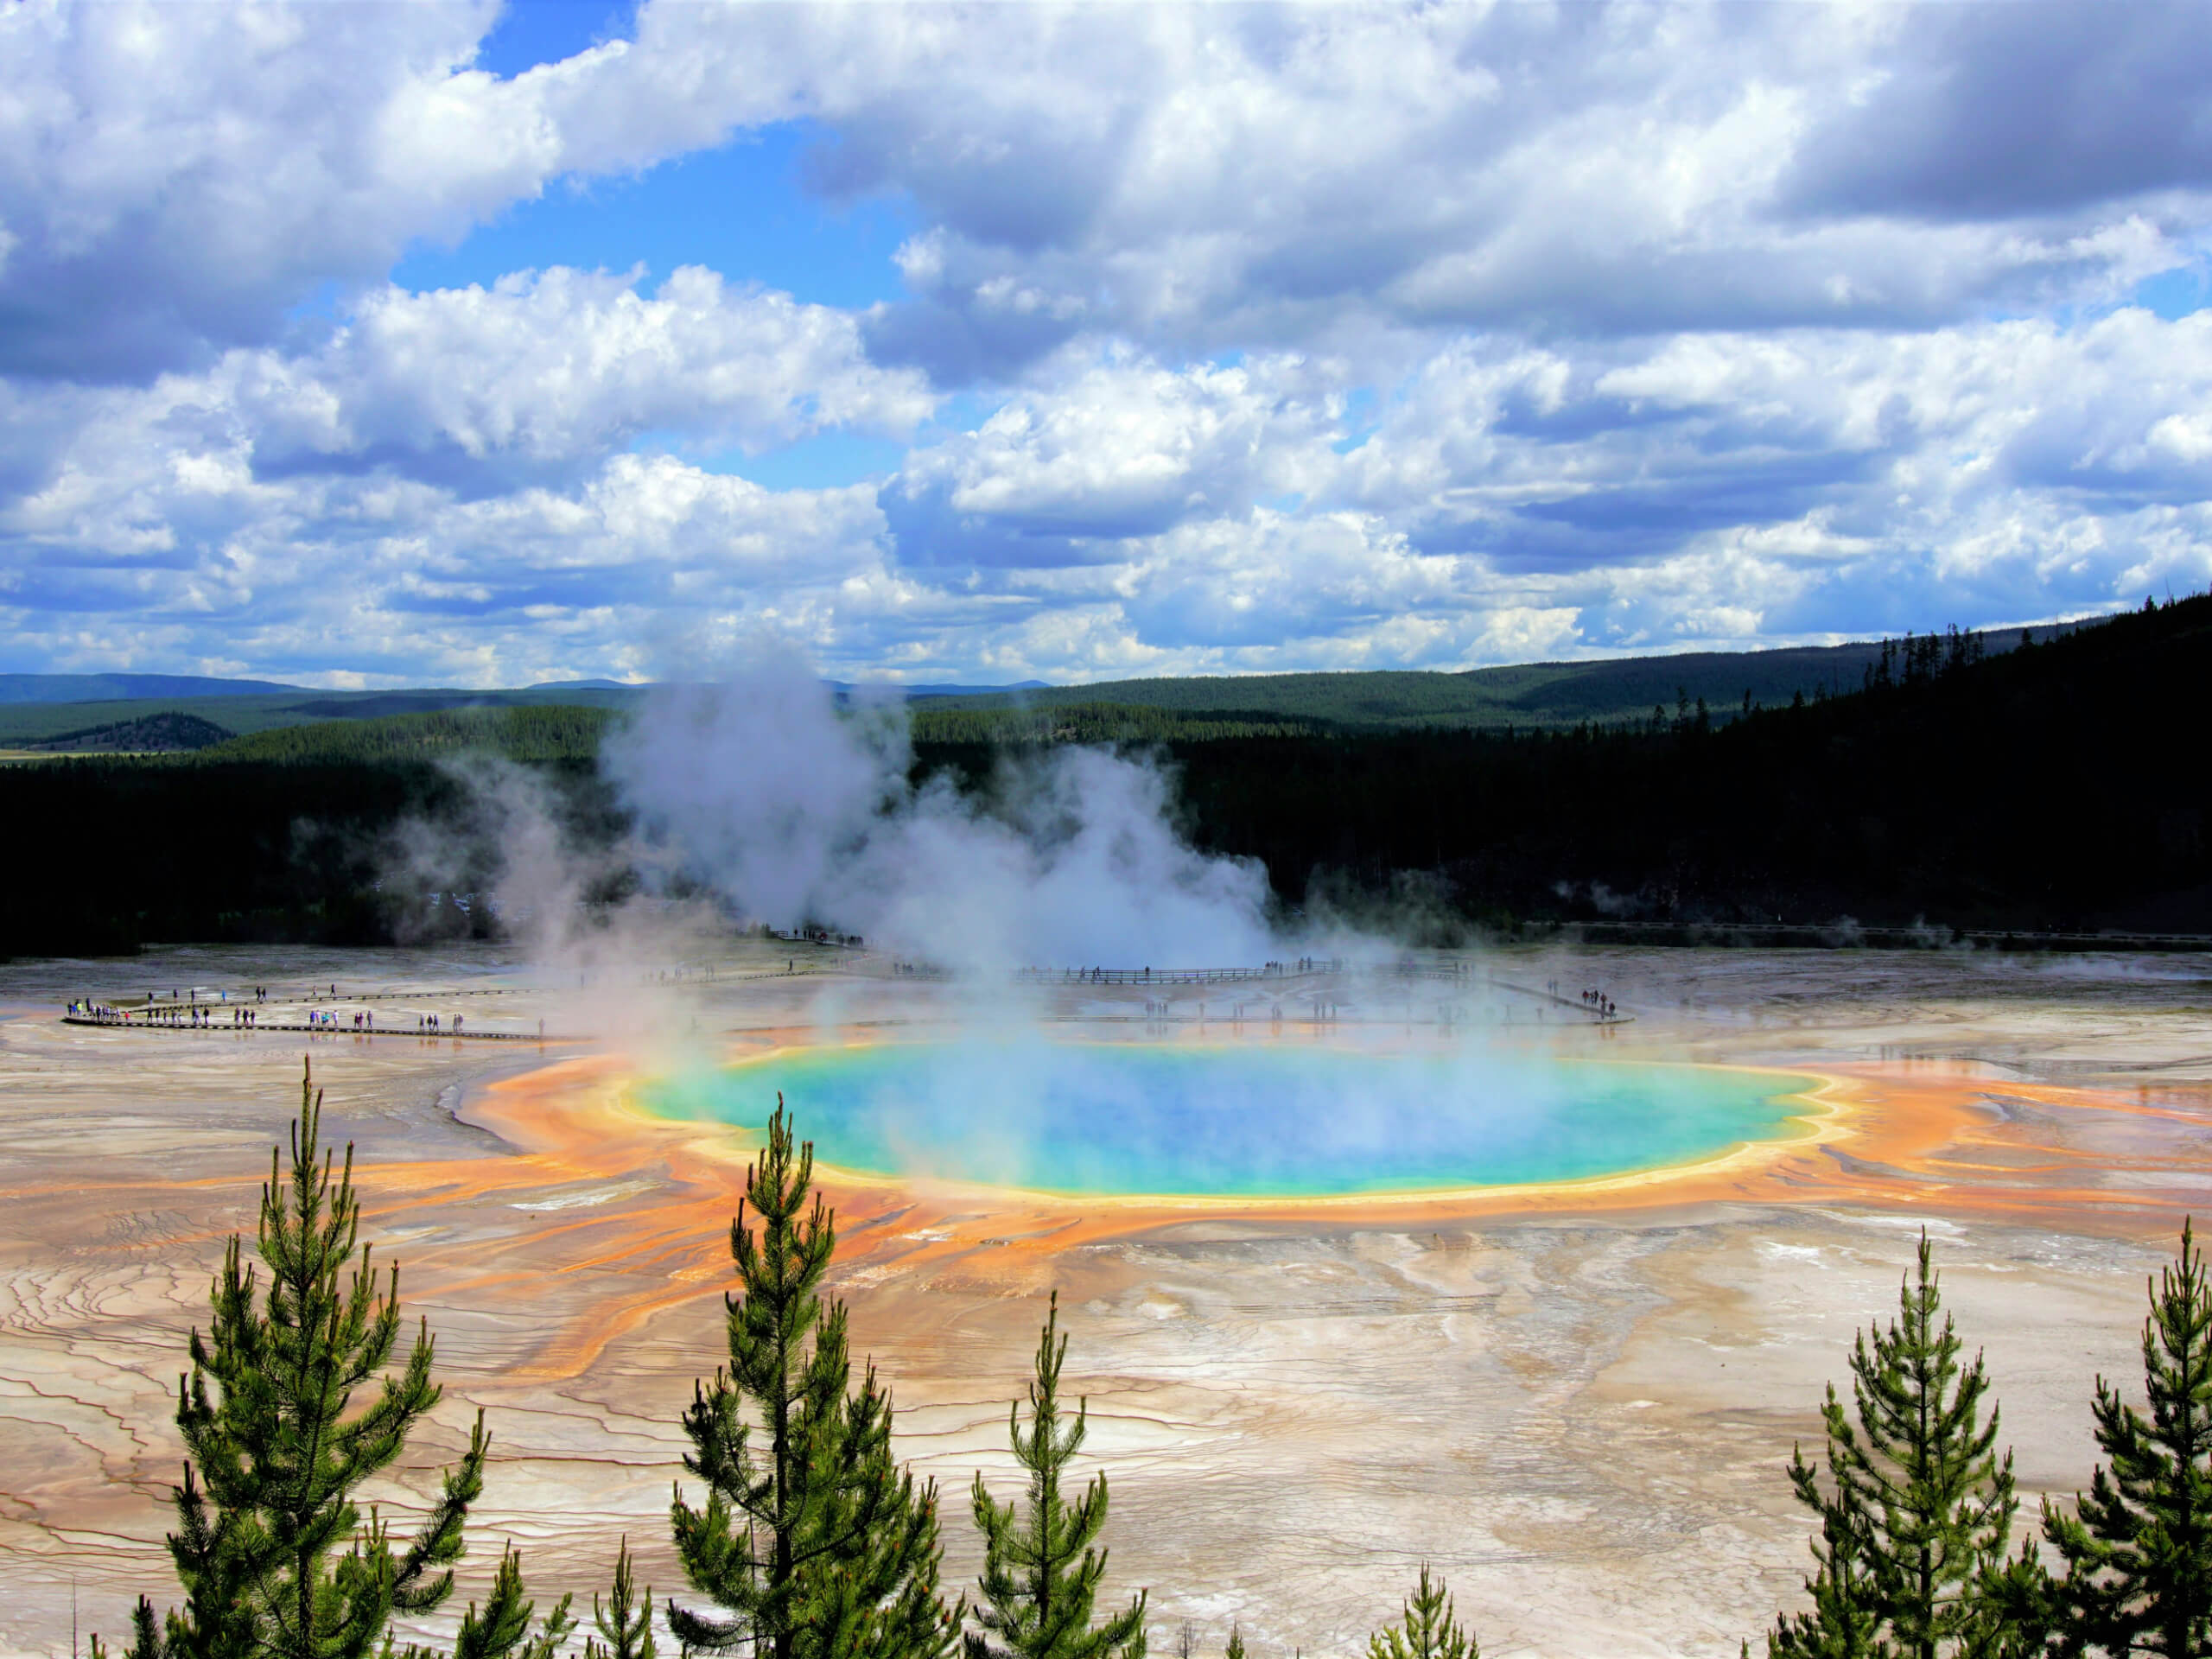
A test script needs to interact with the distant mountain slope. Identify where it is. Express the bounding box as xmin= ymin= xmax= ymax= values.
xmin=829 ymin=679 xmax=1052 ymax=700
xmin=0 ymin=672 xmax=302 ymax=703
xmin=0 ymin=684 xmax=649 ymax=747
xmin=0 ymin=627 xmax=2082 ymax=750
xmin=20 ymin=712 xmax=236 ymax=753
xmin=931 ymin=635 xmax=2049 ymax=729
